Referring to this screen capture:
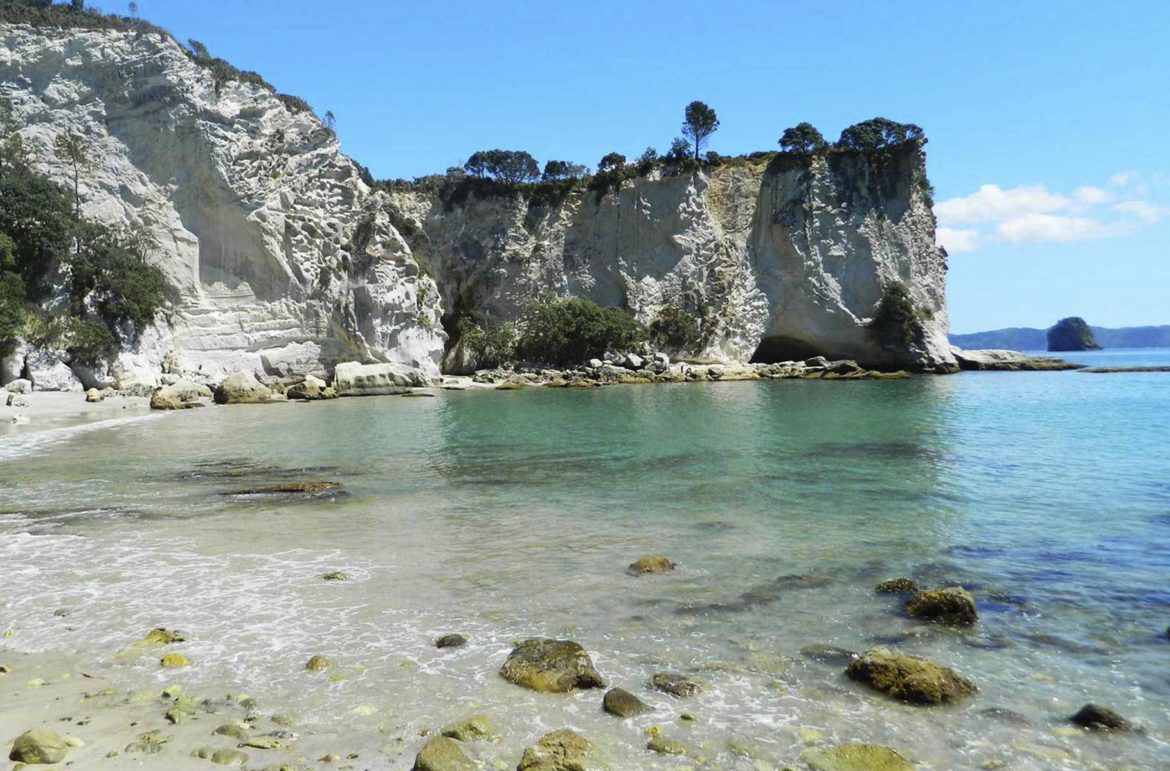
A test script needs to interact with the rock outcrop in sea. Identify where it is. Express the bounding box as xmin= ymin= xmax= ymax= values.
xmin=0 ymin=19 xmax=956 ymax=393
xmin=1047 ymin=316 xmax=1101 ymax=352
